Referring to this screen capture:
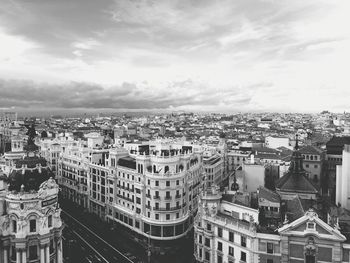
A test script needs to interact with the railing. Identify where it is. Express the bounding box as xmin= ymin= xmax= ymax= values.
xmin=153 ymin=206 xmax=182 ymax=211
